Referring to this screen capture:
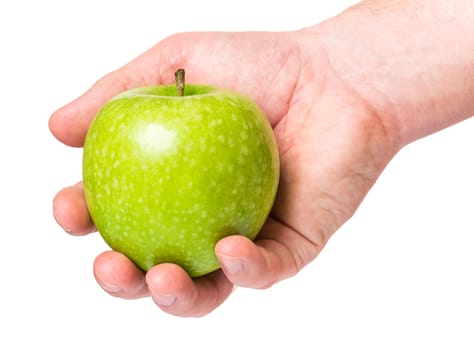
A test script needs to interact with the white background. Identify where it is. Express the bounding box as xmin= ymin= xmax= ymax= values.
xmin=1 ymin=1 xmax=473 ymax=349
